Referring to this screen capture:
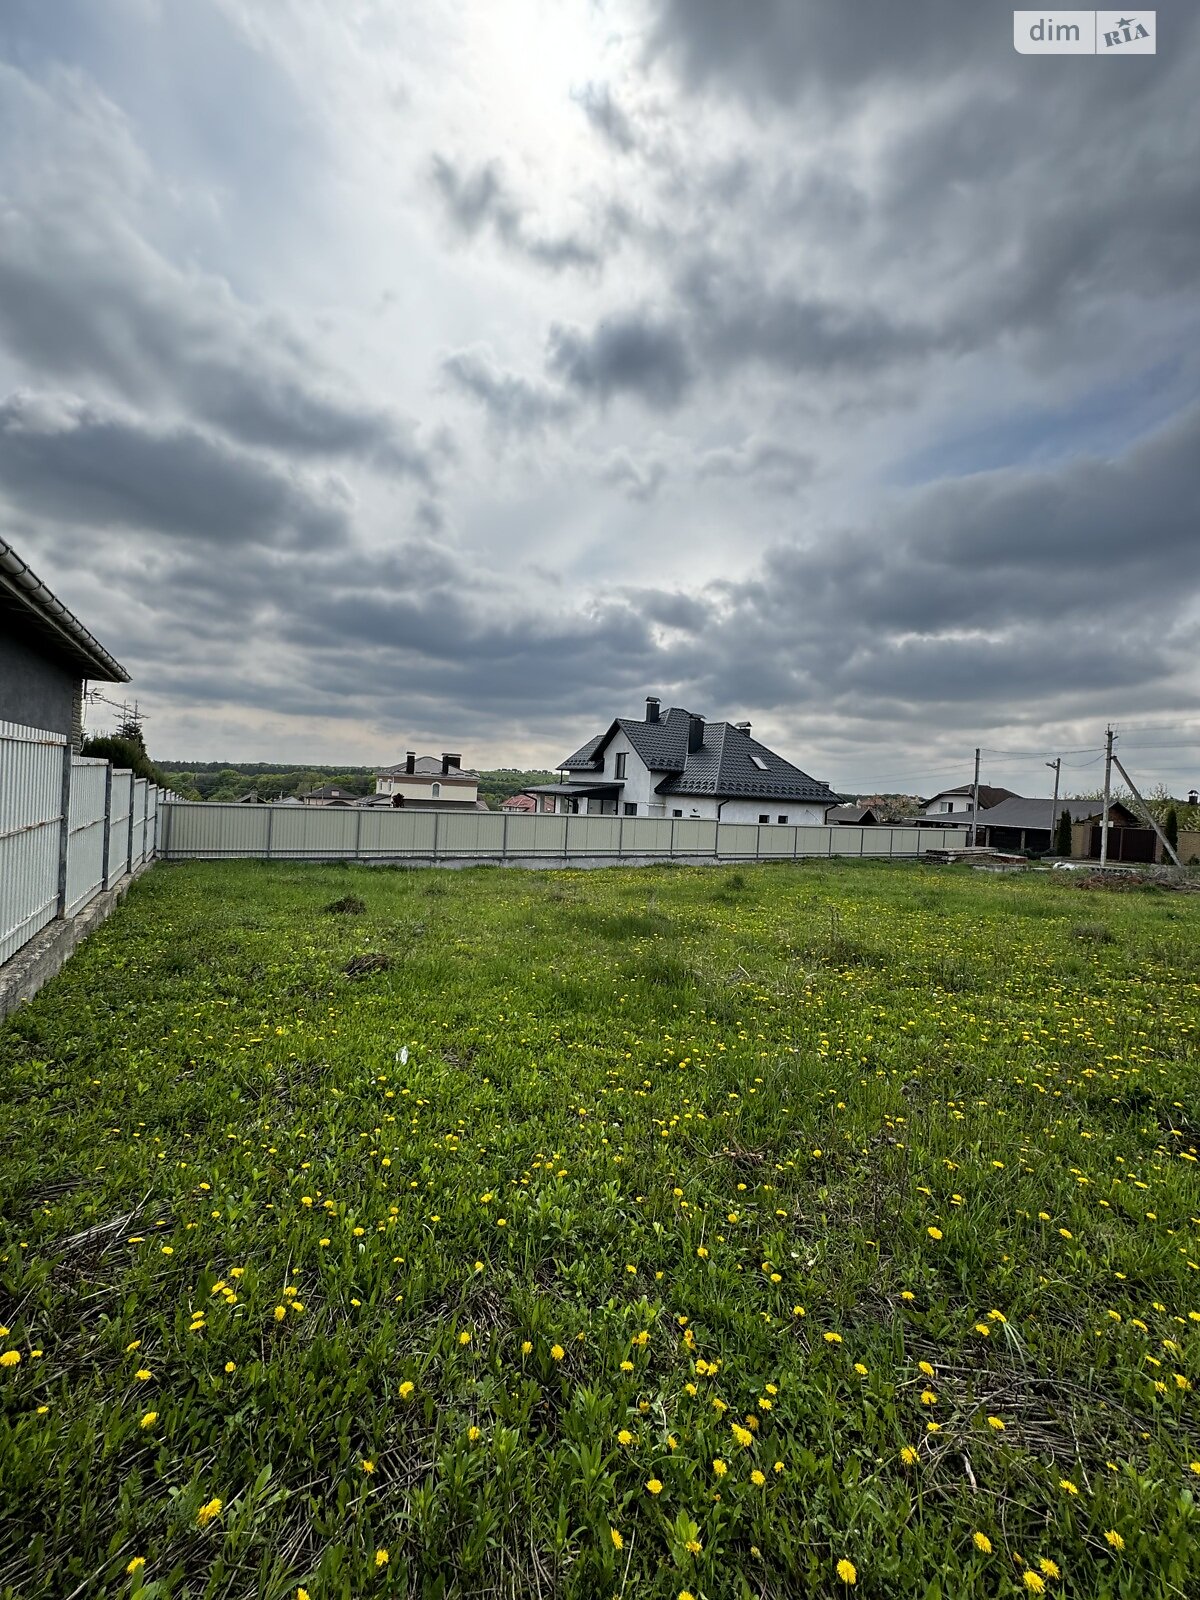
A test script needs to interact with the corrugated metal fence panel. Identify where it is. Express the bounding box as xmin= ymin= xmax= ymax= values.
xmin=106 ymin=770 xmax=133 ymax=887
xmin=271 ymin=806 xmax=358 ymax=856
xmin=564 ymin=814 xmax=620 ymax=855
xmin=674 ymin=819 xmax=718 ymax=854
xmin=715 ymin=822 xmax=758 ymax=858
xmin=505 ymin=813 xmax=568 ymax=855
xmin=0 ymin=722 xmax=66 ymax=965
xmin=758 ymin=824 xmax=797 ymax=857
xmin=361 ymin=810 xmax=436 ymax=857
xmin=130 ymin=779 xmax=149 ymax=865
xmin=623 ymin=817 xmax=675 ymax=854
xmin=439 ymin=810 xmax=506 ymax=856
xmin=64 ymin=757 xmax=109 ymax=916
